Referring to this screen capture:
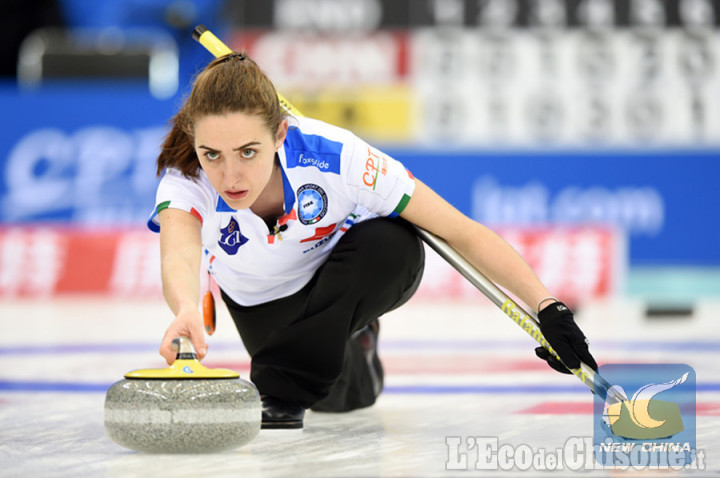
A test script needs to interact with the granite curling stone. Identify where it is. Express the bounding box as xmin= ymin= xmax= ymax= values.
xmin=104 ymin=337 xmax=261 ymax=453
